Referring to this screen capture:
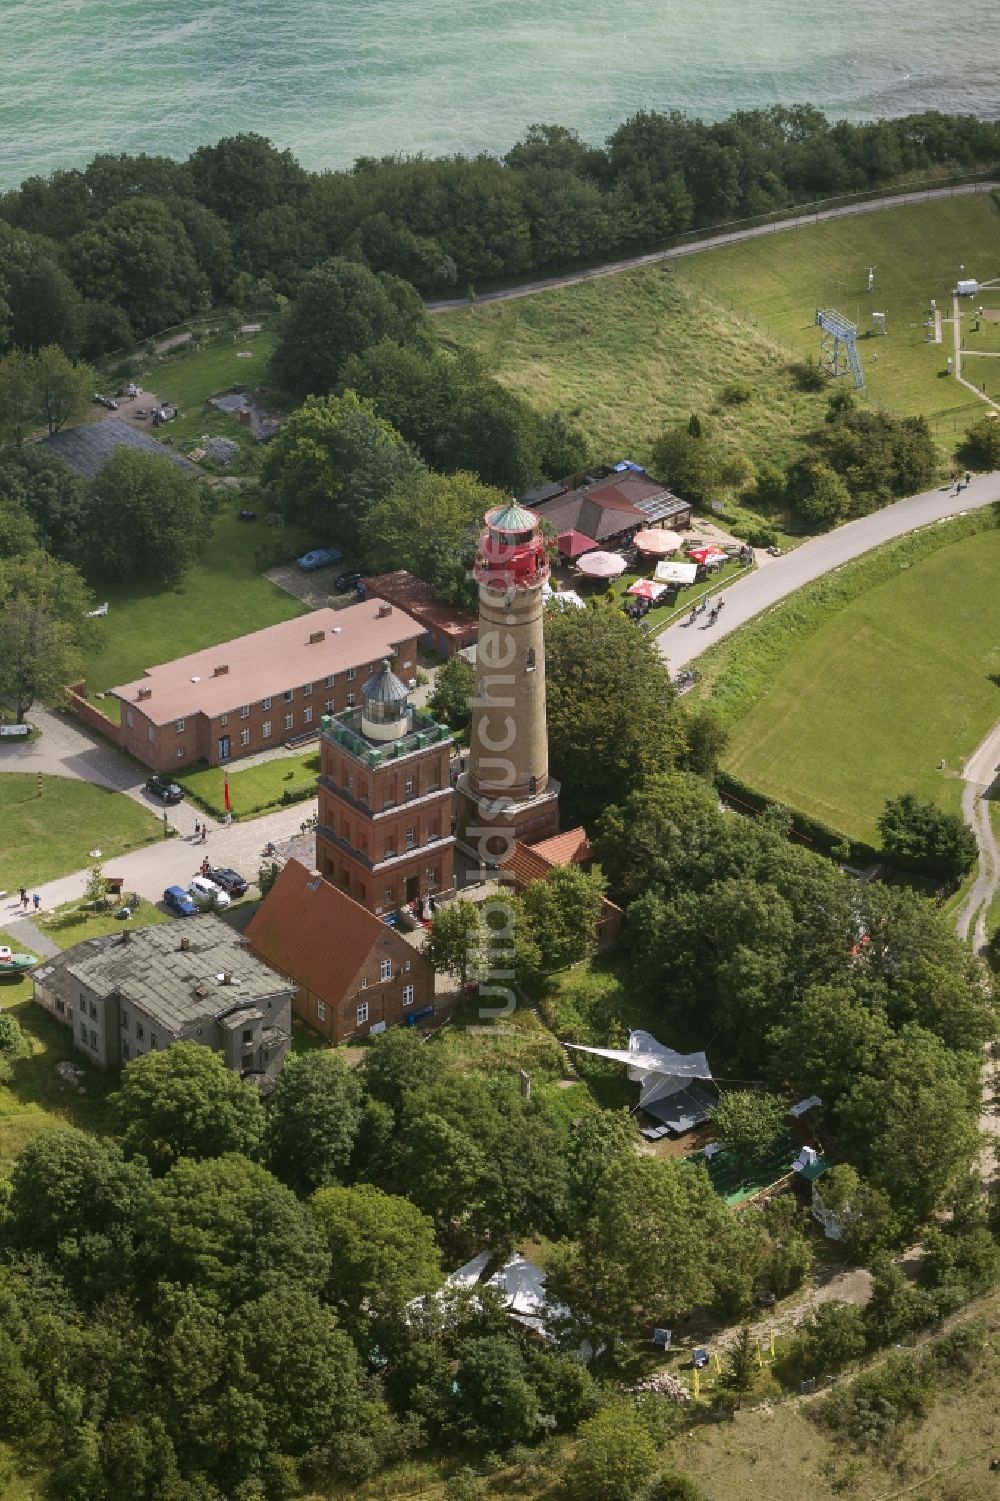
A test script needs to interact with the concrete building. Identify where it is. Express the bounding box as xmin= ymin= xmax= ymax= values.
xmin=456 ymin=500 xmax=560 ymax=862
xmin=362 ymin=570 xmax=478 ymax=657
xmin=246 ymin=858 xmax=435 ymax=1043
xmin=111 ymin=601 xmax=422 ymax=773
xmin=32 ymin=917 xmax=295 ymax=1079
xmin=315 ymin=659 xmax=455 ymax=914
